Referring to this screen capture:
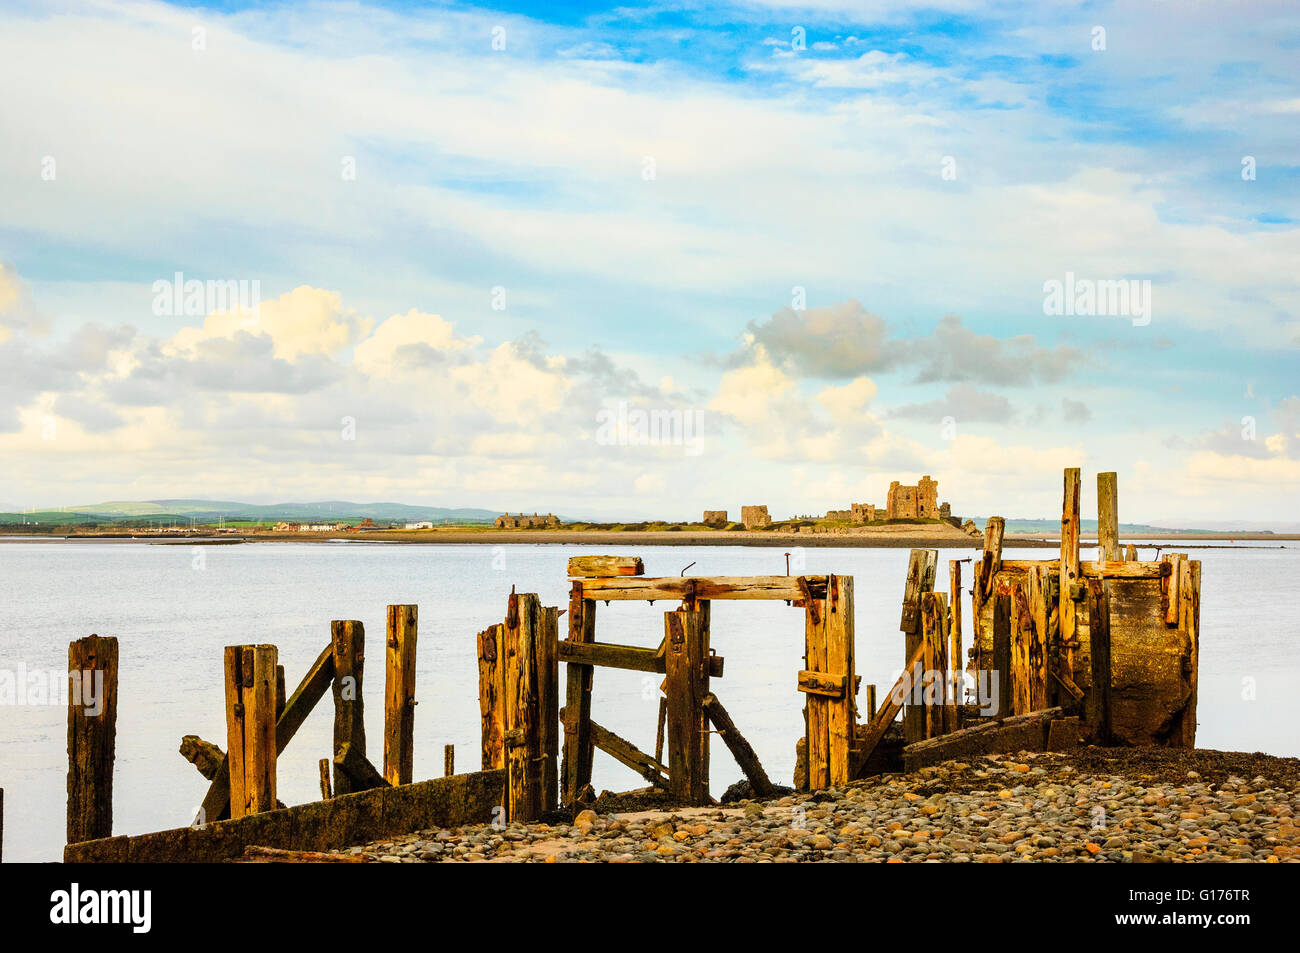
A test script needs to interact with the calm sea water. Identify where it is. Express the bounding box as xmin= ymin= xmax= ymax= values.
xmin=1 ymin=539 xmax=1296 ymax=862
